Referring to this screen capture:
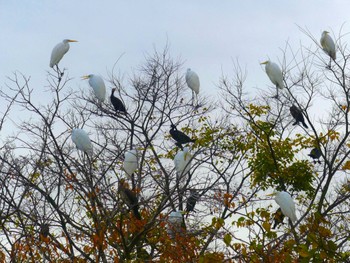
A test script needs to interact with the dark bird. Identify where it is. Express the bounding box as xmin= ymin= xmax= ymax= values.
xmin=40 ymin=224 xmax=50 ymax=237
xmin=169 ymin=124 xmax=195 ymax=149
xmin=111 ymin=88 xmax=127 ymax=113
xmin=118 ymin=179 xmax=141 ymax=220
xmin=272 ymin=208 xmax=285 ymax=229
xmin=186 ymin=189 xmax=200 ymax=216
xmin=308 ymin=147 xmax=321 ymax=164
xmin=290 ymin=105 xmax=308 ymax=128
